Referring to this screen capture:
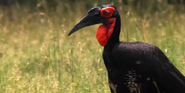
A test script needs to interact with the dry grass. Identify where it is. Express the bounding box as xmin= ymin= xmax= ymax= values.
xmin=0 ymin=3 xmax=185 ymax=93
